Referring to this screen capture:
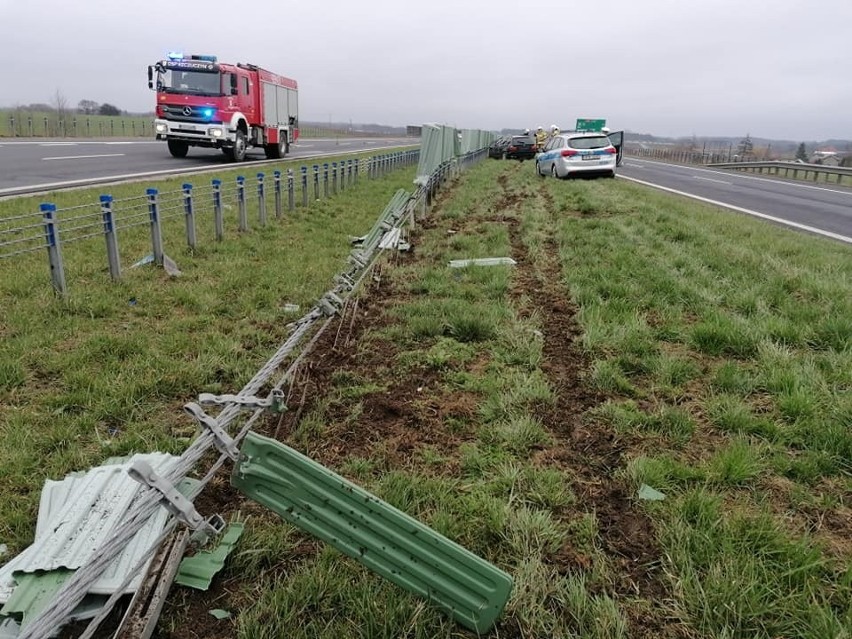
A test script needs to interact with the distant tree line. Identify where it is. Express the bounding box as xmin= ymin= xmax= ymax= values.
xmin=6 ymin=90 xmax=131 ymax=117
xmin=77 ymin=100 xmax=121 ymax=116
